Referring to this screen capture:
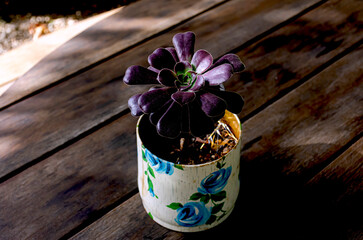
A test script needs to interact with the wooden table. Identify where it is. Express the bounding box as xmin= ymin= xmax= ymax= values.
xmin=1 ymin=0 xmax=362 ymax=239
